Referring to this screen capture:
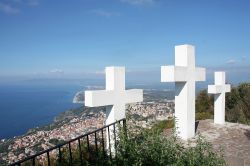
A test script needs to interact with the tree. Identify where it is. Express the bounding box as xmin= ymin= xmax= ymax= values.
xmin=225 ymin=83 xmax=250 ymax=124
xmin=195 ymin=90 xmax=213 ymax=120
